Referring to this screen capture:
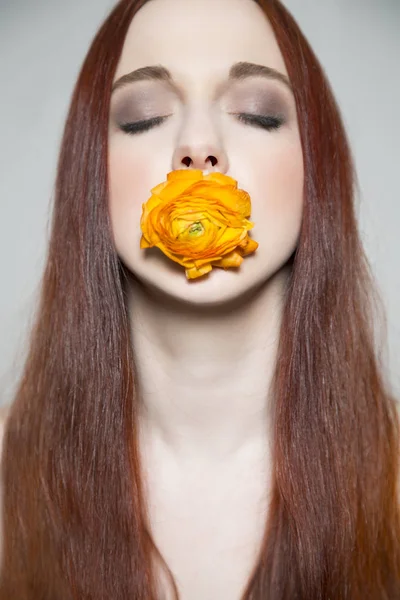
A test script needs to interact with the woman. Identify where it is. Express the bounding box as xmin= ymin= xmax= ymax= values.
xmin=1 ymin=0 xmax=399 ymax=598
